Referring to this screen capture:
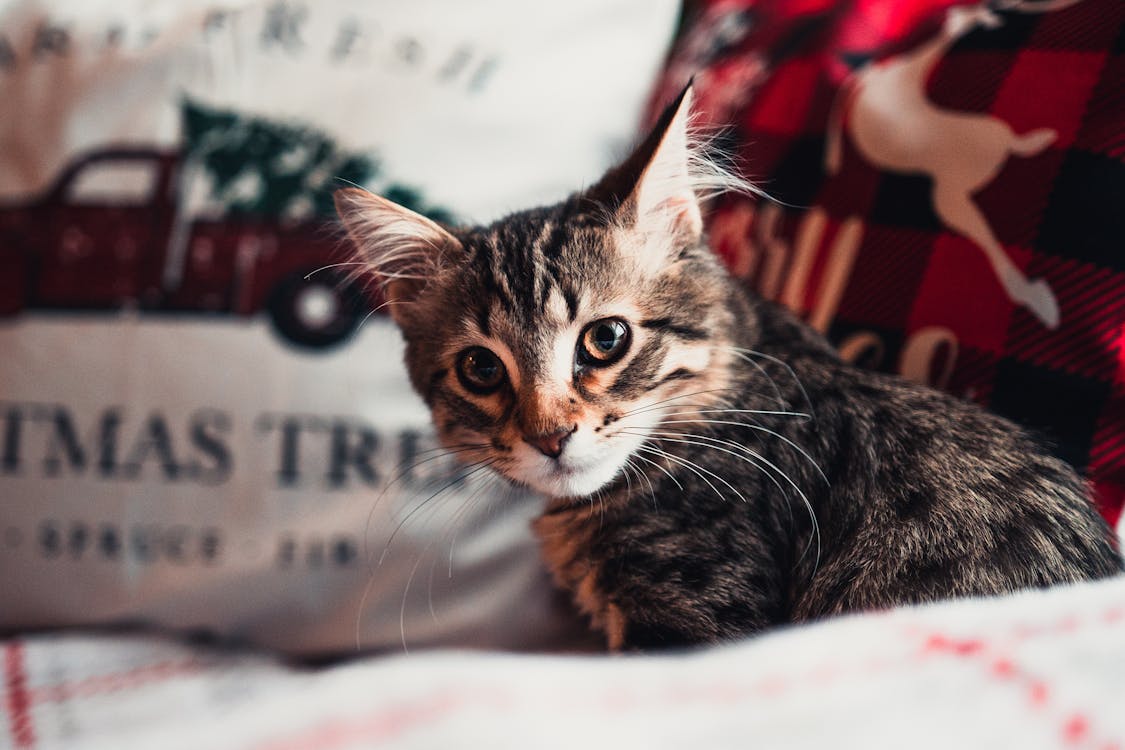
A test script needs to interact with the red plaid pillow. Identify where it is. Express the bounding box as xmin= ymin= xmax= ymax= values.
xmin=653 ymin=0 xmax=1125 ymax=528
